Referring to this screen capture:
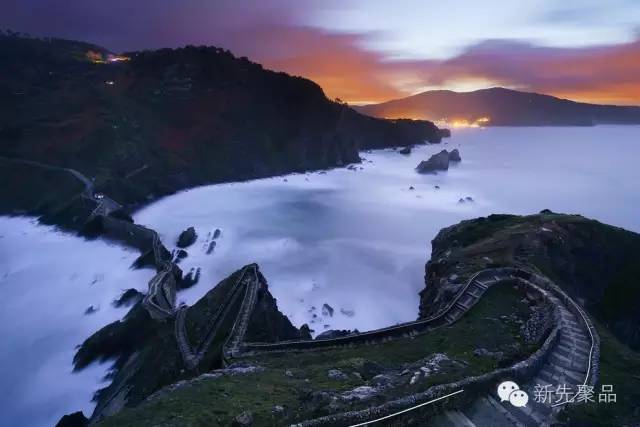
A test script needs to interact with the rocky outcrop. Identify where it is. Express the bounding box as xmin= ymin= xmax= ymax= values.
xmin=416 ymin=150 xmax=450 ymax=173
xmin=416 ymin=148 xmax=462 ymax=173
xmin=321 ymin=303 xmax=334 ymax=317
xmin=112 ymin=289 xmax=143 ymax=308
xmin=244 ymin=270 xmax=310 ymax=343
xmin=177 ymin=227 xmax=197 ymax=248
xmin=420 ymin=211 xmax=640 ymax=350
xmin=0 ymin=34 xmax=445 ymax=230
xmin=73 ymin=264 xmax=308 ymax=422
xmin=54 ymin=411 xmax=88 ymax=427
xmin=449 ymin=148 xmax=461 ymax=162
xmin=415 ymin=149 xmax=462 ymax=174
xmin=399 ymin=146 xmax=412 ymax=155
